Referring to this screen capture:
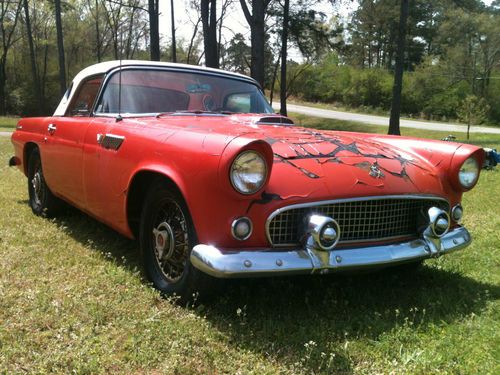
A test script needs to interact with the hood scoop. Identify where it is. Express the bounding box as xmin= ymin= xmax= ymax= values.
xmin=255 ymin=116 xmax=294 ymax=126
